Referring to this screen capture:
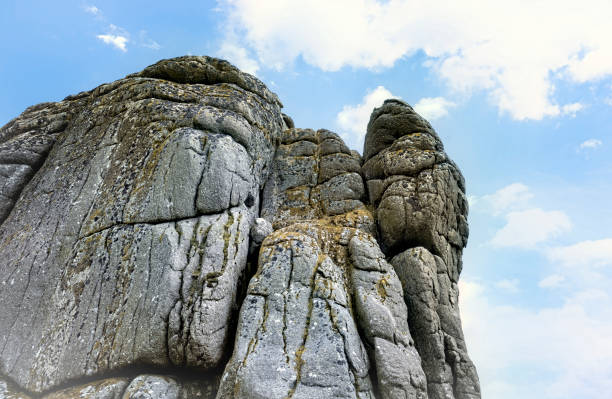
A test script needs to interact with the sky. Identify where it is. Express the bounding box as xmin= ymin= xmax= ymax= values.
xmin=1 ymin=1 xmax=612 ymax=397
